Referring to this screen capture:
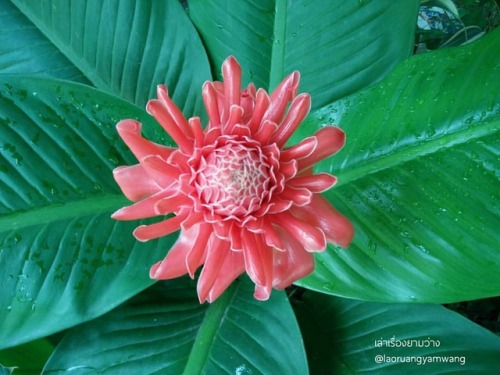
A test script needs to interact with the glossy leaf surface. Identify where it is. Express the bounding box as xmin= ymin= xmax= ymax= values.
xmin=9 ymin=0 xmax=211 ymax=114
xmin=189 ymin=0 xmax=419 ymax=109
xmin=43 ymin=278 xmax=308 ymax=375
xmin=0 ymin=76 xmax=176 ymax=349
xmin=295 ymin=29 xmax=500 ymax=302
xmin=293 ymin=291 xmax=500 ymax=374
xmin=0 ymin=0 xmax=88 ymax=83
